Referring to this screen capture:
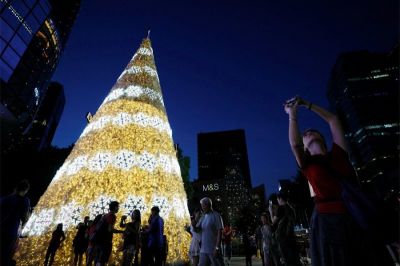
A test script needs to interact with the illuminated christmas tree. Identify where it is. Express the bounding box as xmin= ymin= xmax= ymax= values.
xmin=16 ymin=37 xmax=191 ymax=265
